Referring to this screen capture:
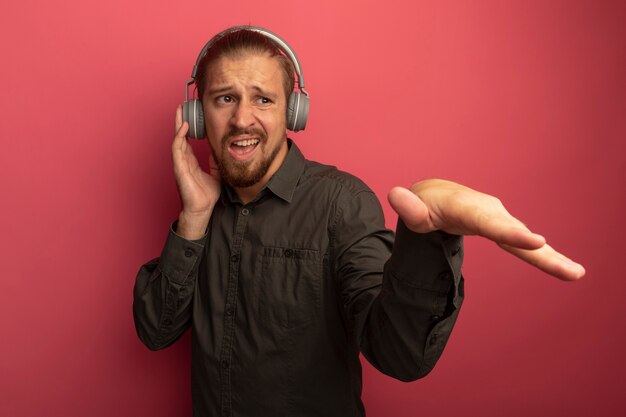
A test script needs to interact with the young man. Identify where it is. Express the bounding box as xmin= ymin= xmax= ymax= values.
xmin=134 ymin=27 xmax=584 ymax=417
